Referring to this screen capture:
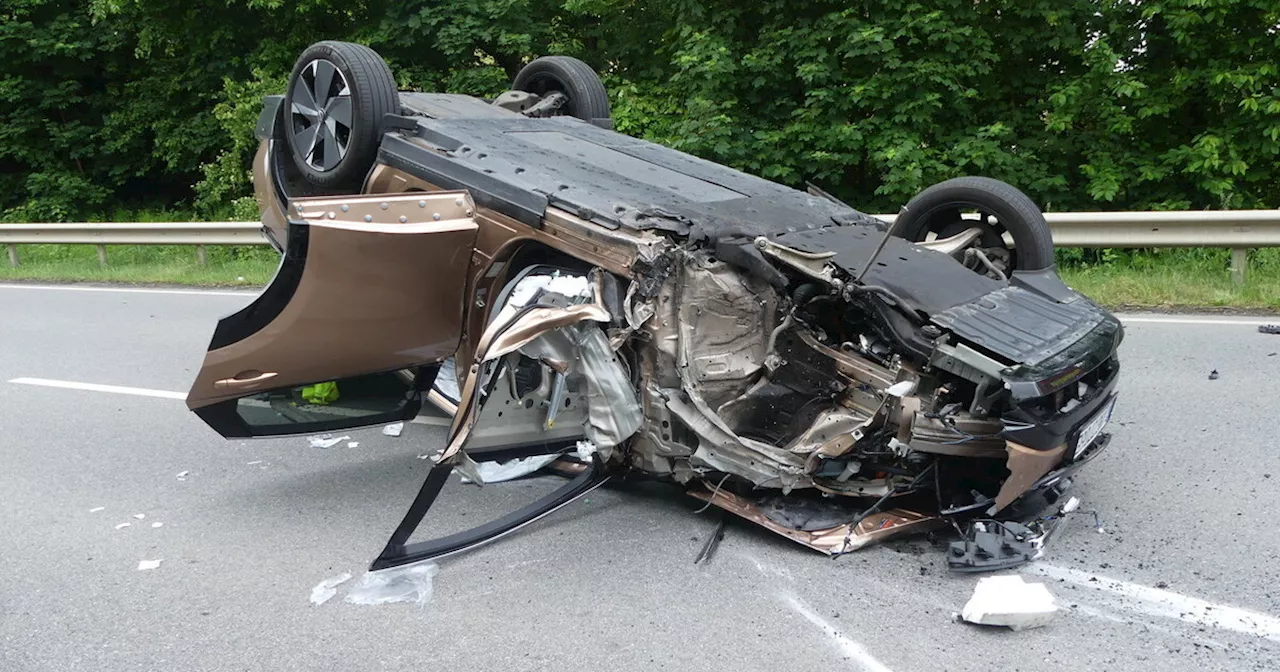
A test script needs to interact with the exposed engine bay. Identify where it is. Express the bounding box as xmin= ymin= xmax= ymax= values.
xmin=438 ymin=237 xmax=1120 ymax=561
